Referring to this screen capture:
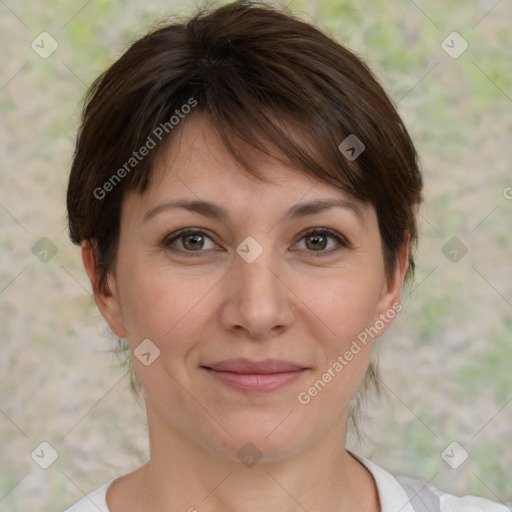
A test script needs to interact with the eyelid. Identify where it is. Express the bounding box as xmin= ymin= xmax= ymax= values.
xmin=163 ymin=227 xmax=351 ymax=256
xmin=163 ymin=228 xmax=221 ymax=254
xmin=293 ymin=227 xmax=352 ymax=256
